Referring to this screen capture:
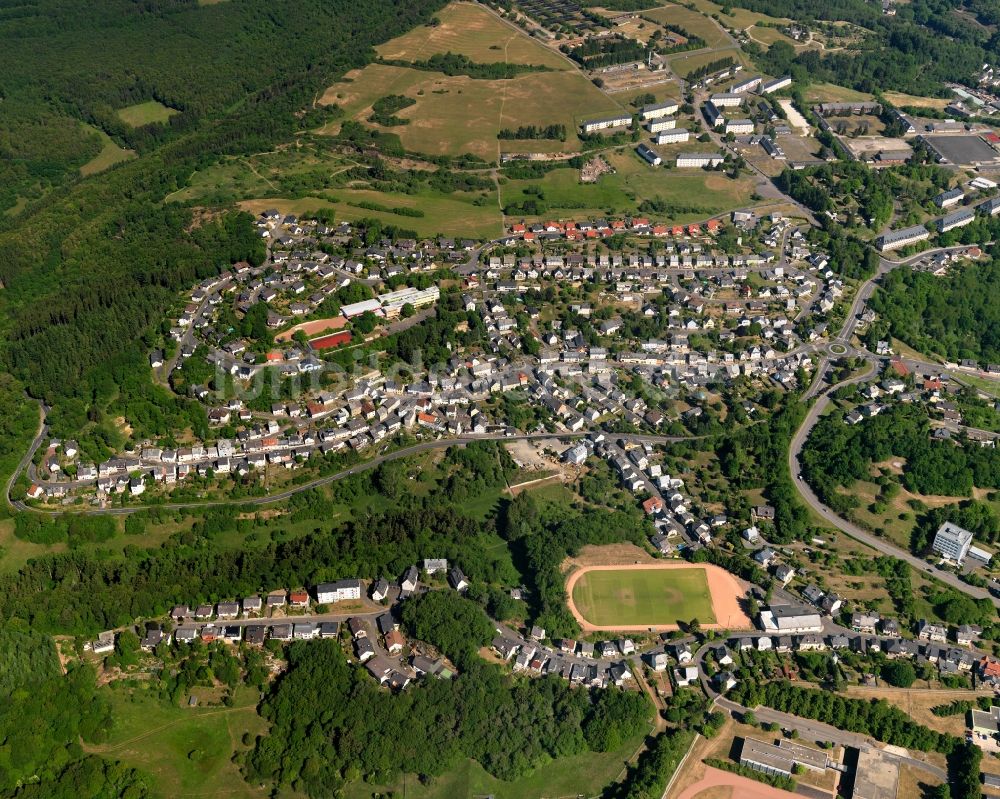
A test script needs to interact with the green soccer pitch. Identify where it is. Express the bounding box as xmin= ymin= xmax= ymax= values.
xmin=570 ymin=566 xmax=718 ymax=628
